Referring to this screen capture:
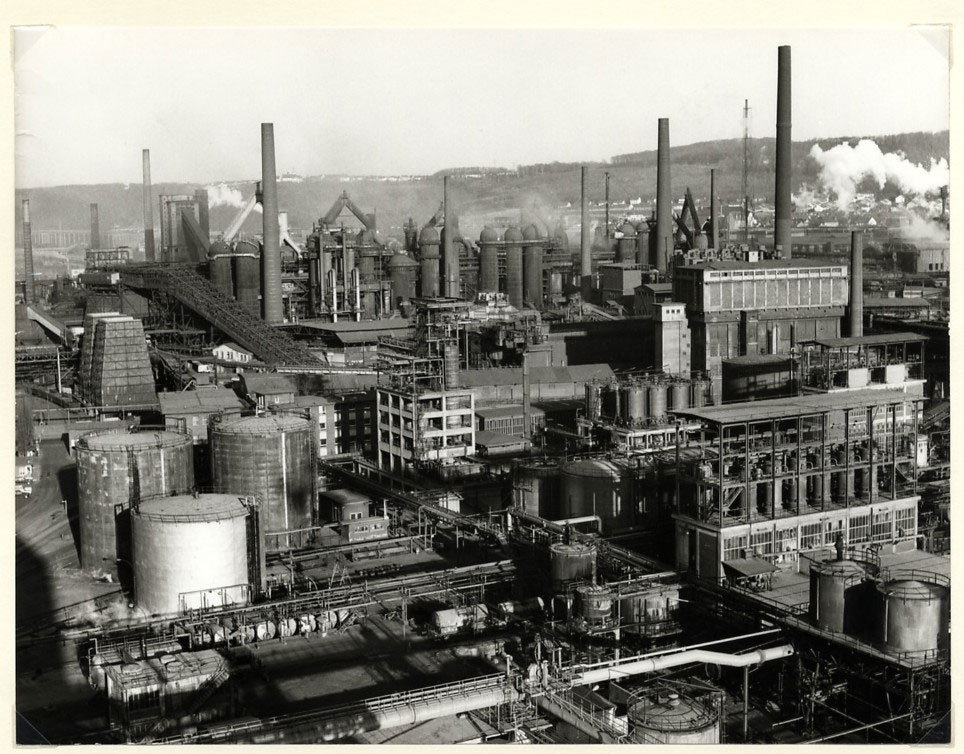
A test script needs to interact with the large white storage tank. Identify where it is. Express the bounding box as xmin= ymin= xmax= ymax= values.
xmin=132 ymin=493 xmax=252 ymax=615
